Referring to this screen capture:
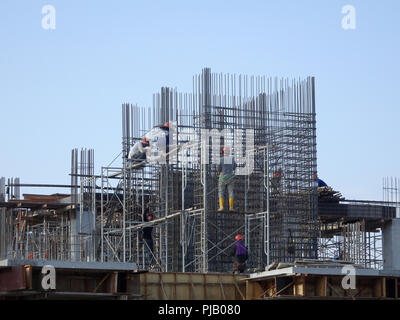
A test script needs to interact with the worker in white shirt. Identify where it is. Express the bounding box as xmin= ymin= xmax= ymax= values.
xmin=128 ymin=137 xmax=150 ymax=166
xmin=146 ymin=122 xmax=170 ymax=164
